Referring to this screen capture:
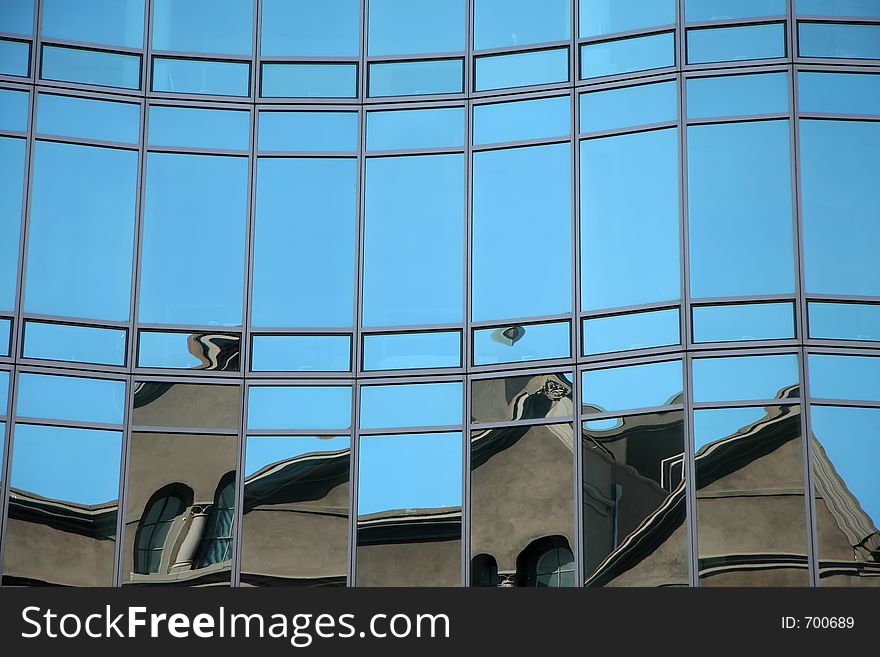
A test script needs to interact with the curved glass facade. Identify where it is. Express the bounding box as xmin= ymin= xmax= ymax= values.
xmin=0 ymin=0 xmax=879 ymax=587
